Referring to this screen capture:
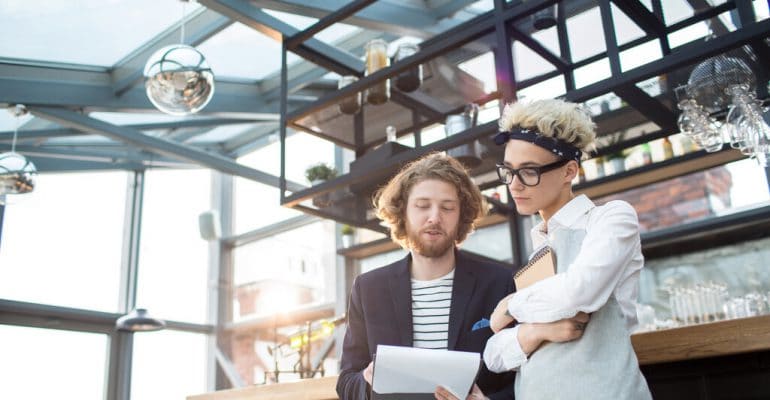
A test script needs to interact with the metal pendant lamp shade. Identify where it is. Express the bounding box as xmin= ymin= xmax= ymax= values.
xmin=1 ymin=104 xmax=37 ymax=199
xmin=144 ymin=44 xmax=215 ymax=116
xmin=116 ymin=308 xmax=166 ymax=332
xmin=0 ymin=152 xmax=36 ymax=196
